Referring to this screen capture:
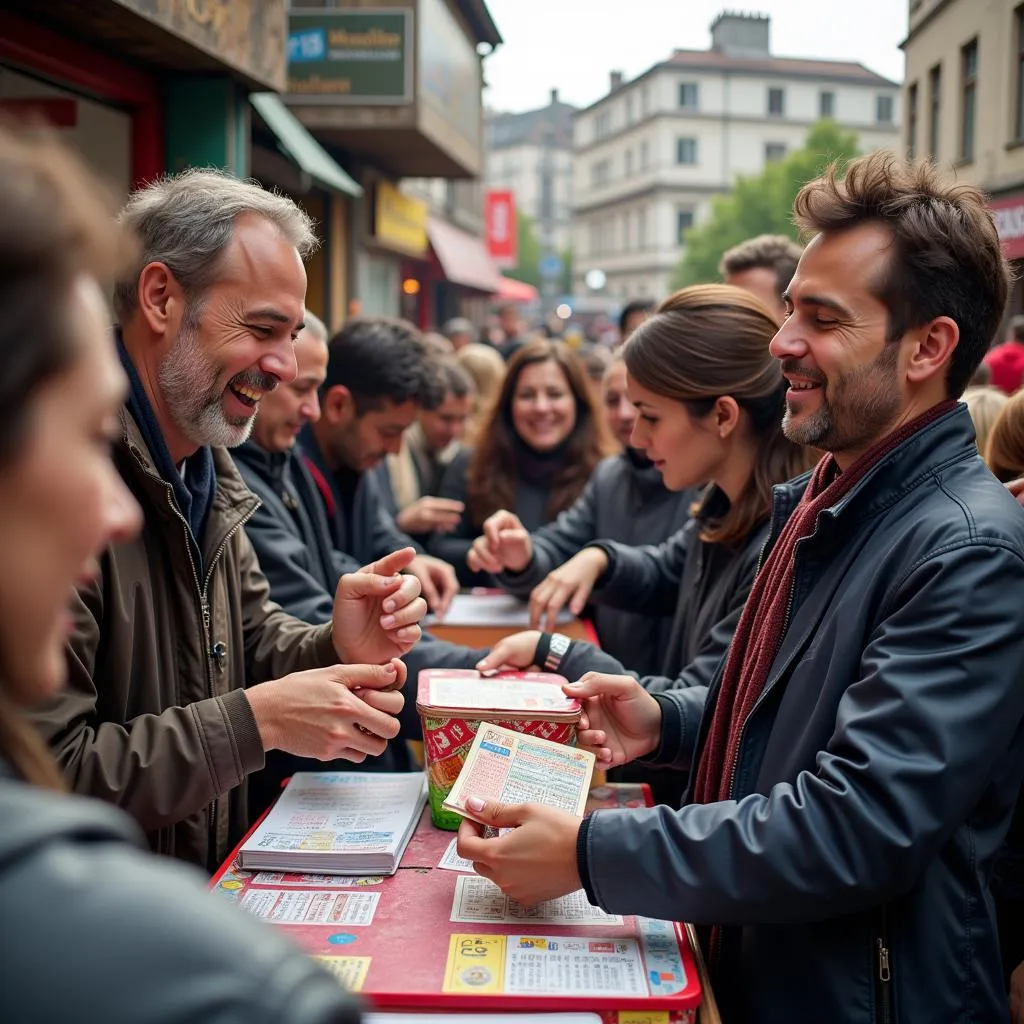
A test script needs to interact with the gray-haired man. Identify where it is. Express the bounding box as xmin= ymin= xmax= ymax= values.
xmin=32 ymin=170 xmax=427 ymax=871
